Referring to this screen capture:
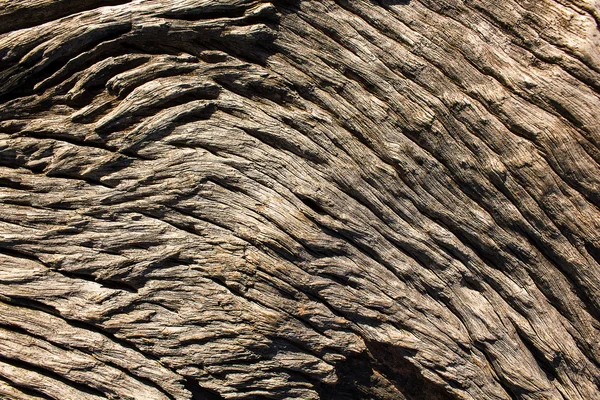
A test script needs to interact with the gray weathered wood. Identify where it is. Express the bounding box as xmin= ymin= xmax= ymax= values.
xmin=0 ymin=0 xmax=599 ymax=399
